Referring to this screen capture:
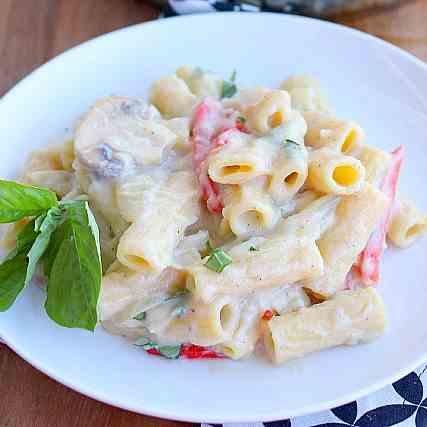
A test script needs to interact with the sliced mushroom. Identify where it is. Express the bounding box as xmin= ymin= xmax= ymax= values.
xmin=75 ymin=96 xmax=177 ymax=177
